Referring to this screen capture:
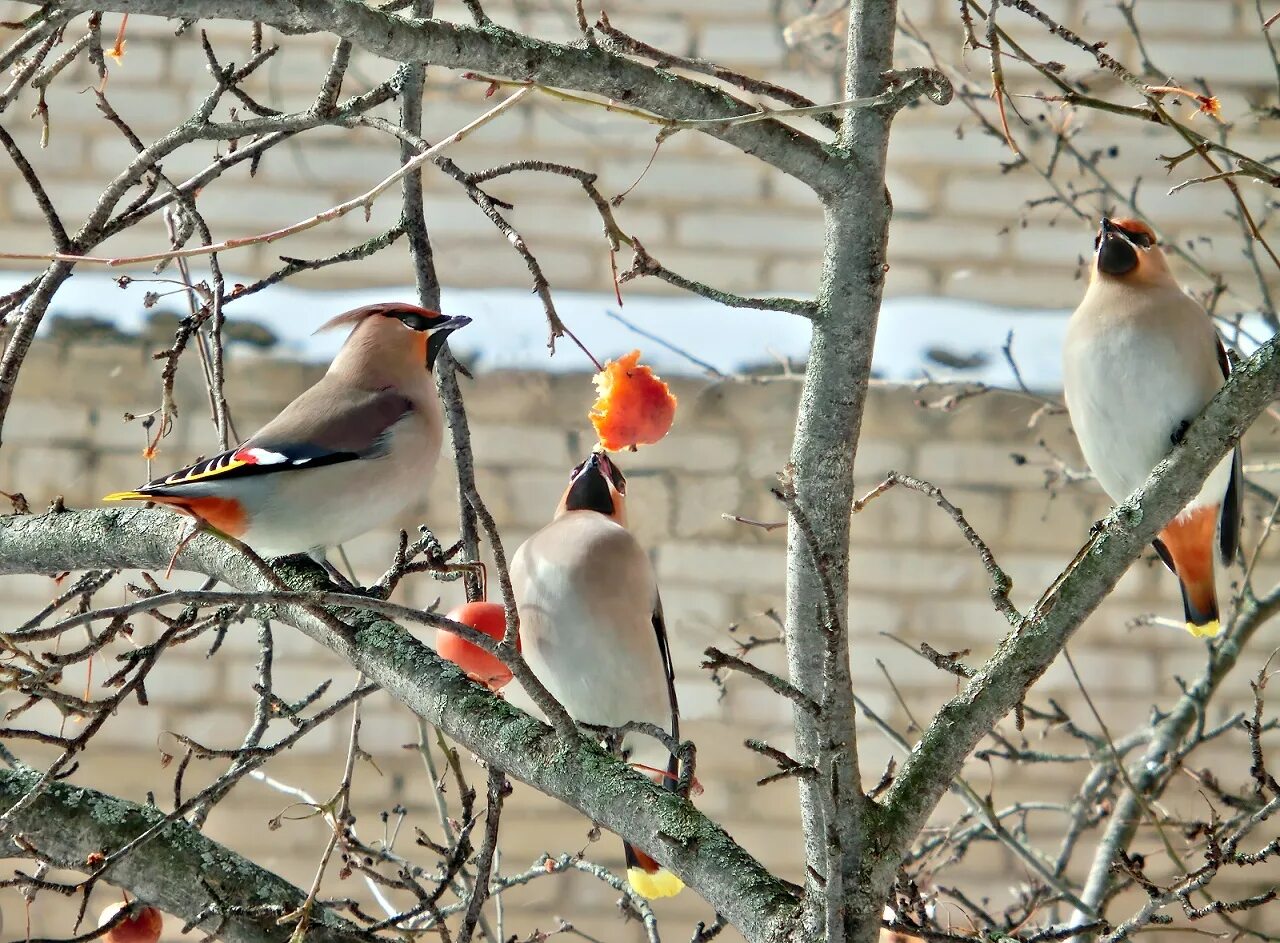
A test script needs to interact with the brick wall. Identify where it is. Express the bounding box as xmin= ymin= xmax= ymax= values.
xmin=2 ymin=337 xmax=1279 ymax=941
xmin=1 ymin=1 xmax=1278 ymax=309
xmin=3 ymin=2 xmax=1280 ymax=937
